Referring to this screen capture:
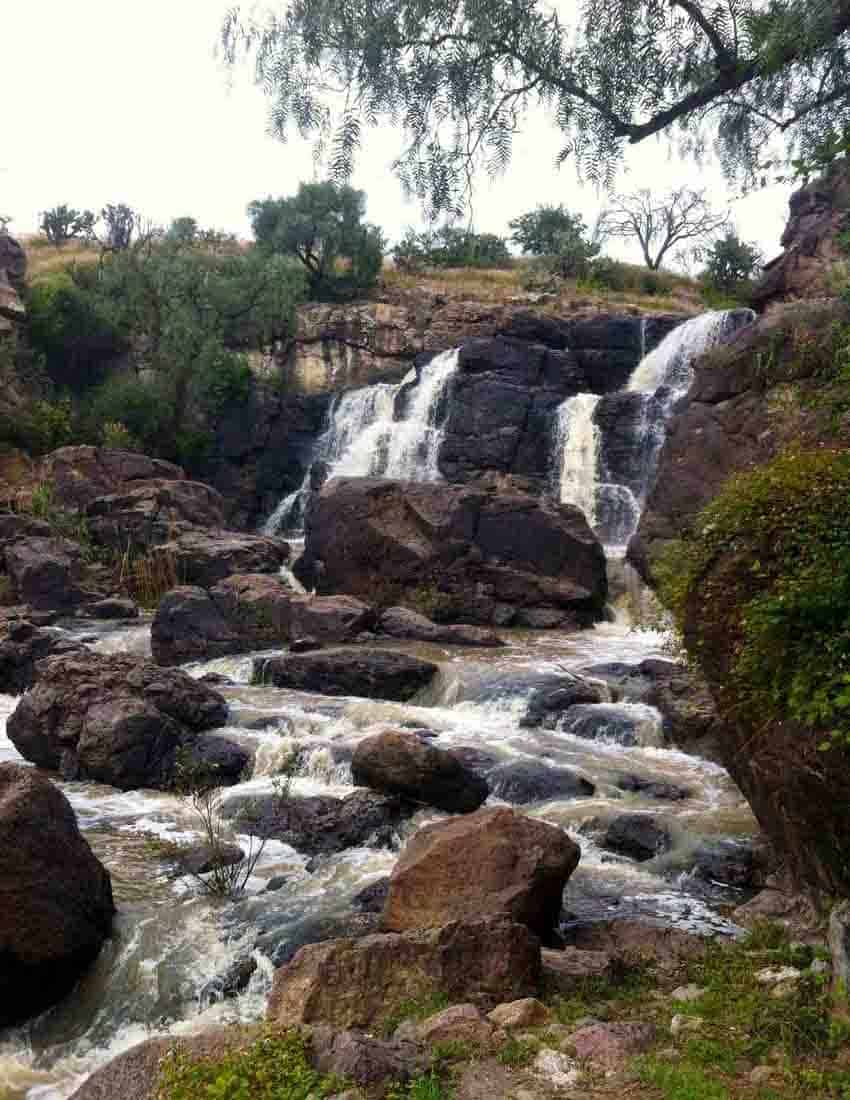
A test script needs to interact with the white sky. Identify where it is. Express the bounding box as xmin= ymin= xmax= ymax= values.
xmin=4 ymin=0 xmax=793 ymax=266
